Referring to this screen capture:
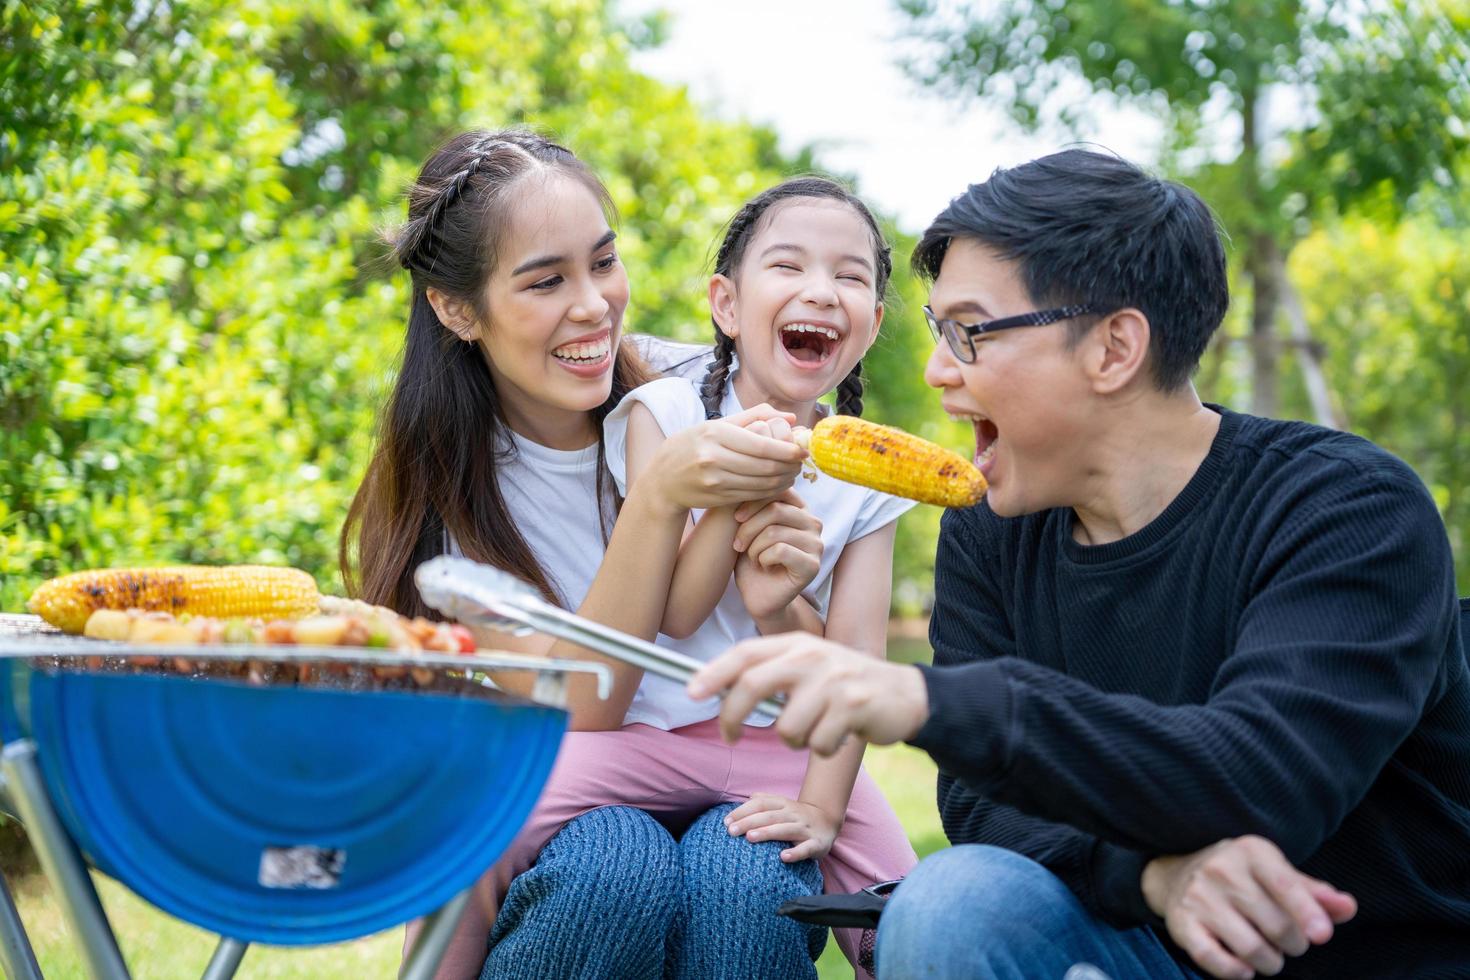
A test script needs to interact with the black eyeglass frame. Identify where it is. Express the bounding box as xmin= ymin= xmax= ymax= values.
xmin=924 ymin=303 xmax=1101 ymax=363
